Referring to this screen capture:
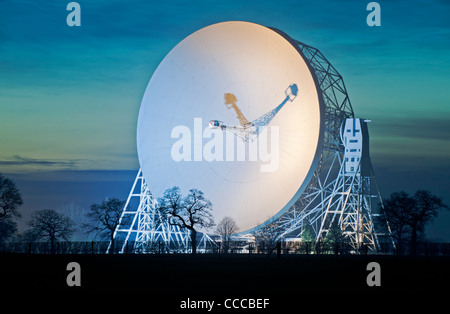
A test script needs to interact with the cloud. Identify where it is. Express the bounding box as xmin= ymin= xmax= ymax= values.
xmin=371 ymin=116 xmax=450 ymax=142
xmin=367 ymin=116 xmax=450 ymax=173
xmin=0 ymin=155 xmax=80 ymax=169
xmin=5 ymin=169 xmax=138 ymax=183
